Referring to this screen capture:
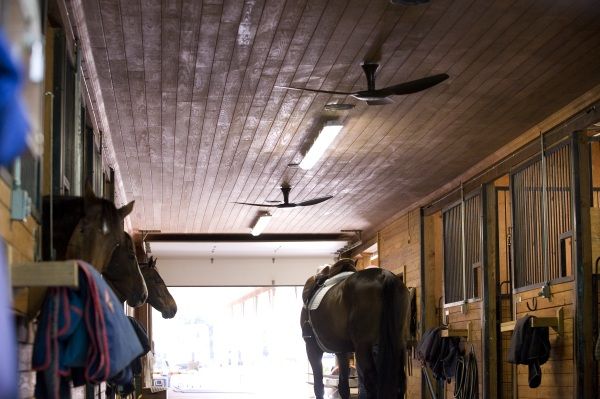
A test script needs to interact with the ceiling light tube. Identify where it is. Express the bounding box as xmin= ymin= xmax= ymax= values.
xmin=299 ymin=122 xmax=343 ymax=170
xmin=251 ymin=212 xmax=272 ymax=236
